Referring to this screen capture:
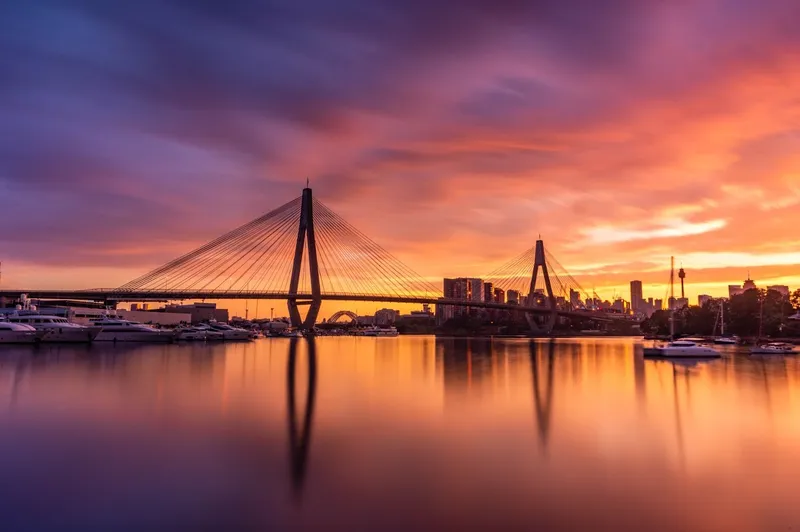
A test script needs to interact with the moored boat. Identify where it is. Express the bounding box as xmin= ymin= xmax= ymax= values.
xmin=208 ymin=322 xmax=252 ymax=341
xmin=6 ymin=314 xmax=101 ymax=343
xmin=0 ymin=319 xmax=42 ymax=344
xmin=750 ymin=342 xmax=796 ymax=355
xmin=91 ymin=318 xmax=177 ymax=342
xmin=645 ymin=340 xmax=721 ymax=358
